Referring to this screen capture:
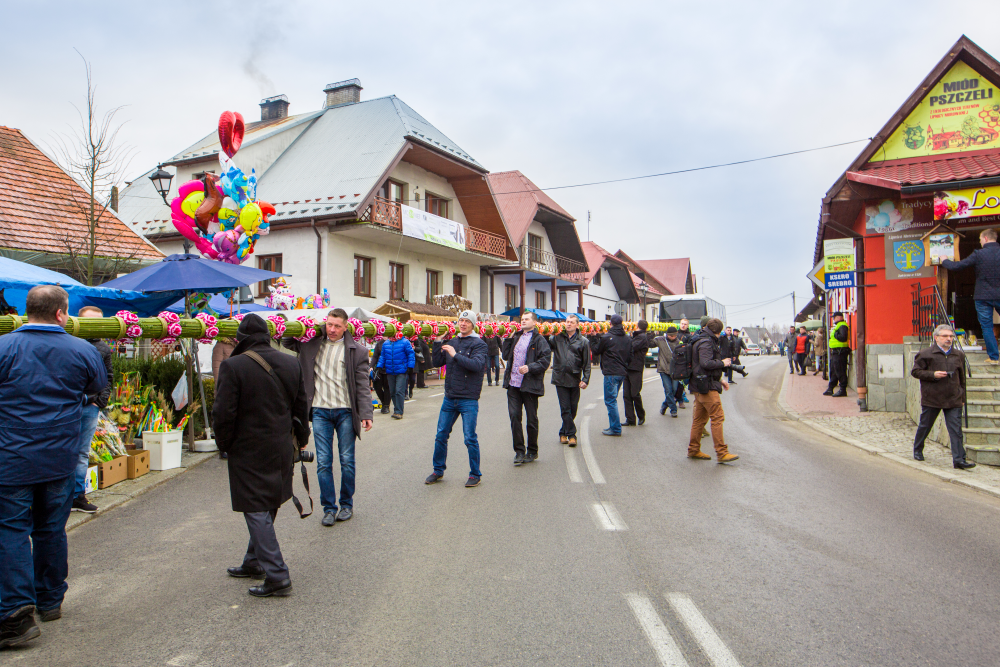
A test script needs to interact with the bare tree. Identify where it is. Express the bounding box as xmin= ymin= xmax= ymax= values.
xmin=53 ymin=50 xmax=135 ymax=285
